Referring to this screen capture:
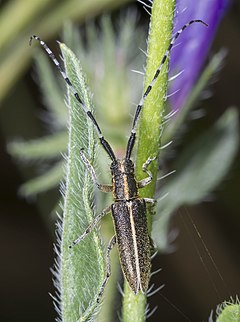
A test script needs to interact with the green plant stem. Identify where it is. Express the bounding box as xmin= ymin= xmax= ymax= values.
xmin=122 ymin=0 xmax=175 ymax=321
